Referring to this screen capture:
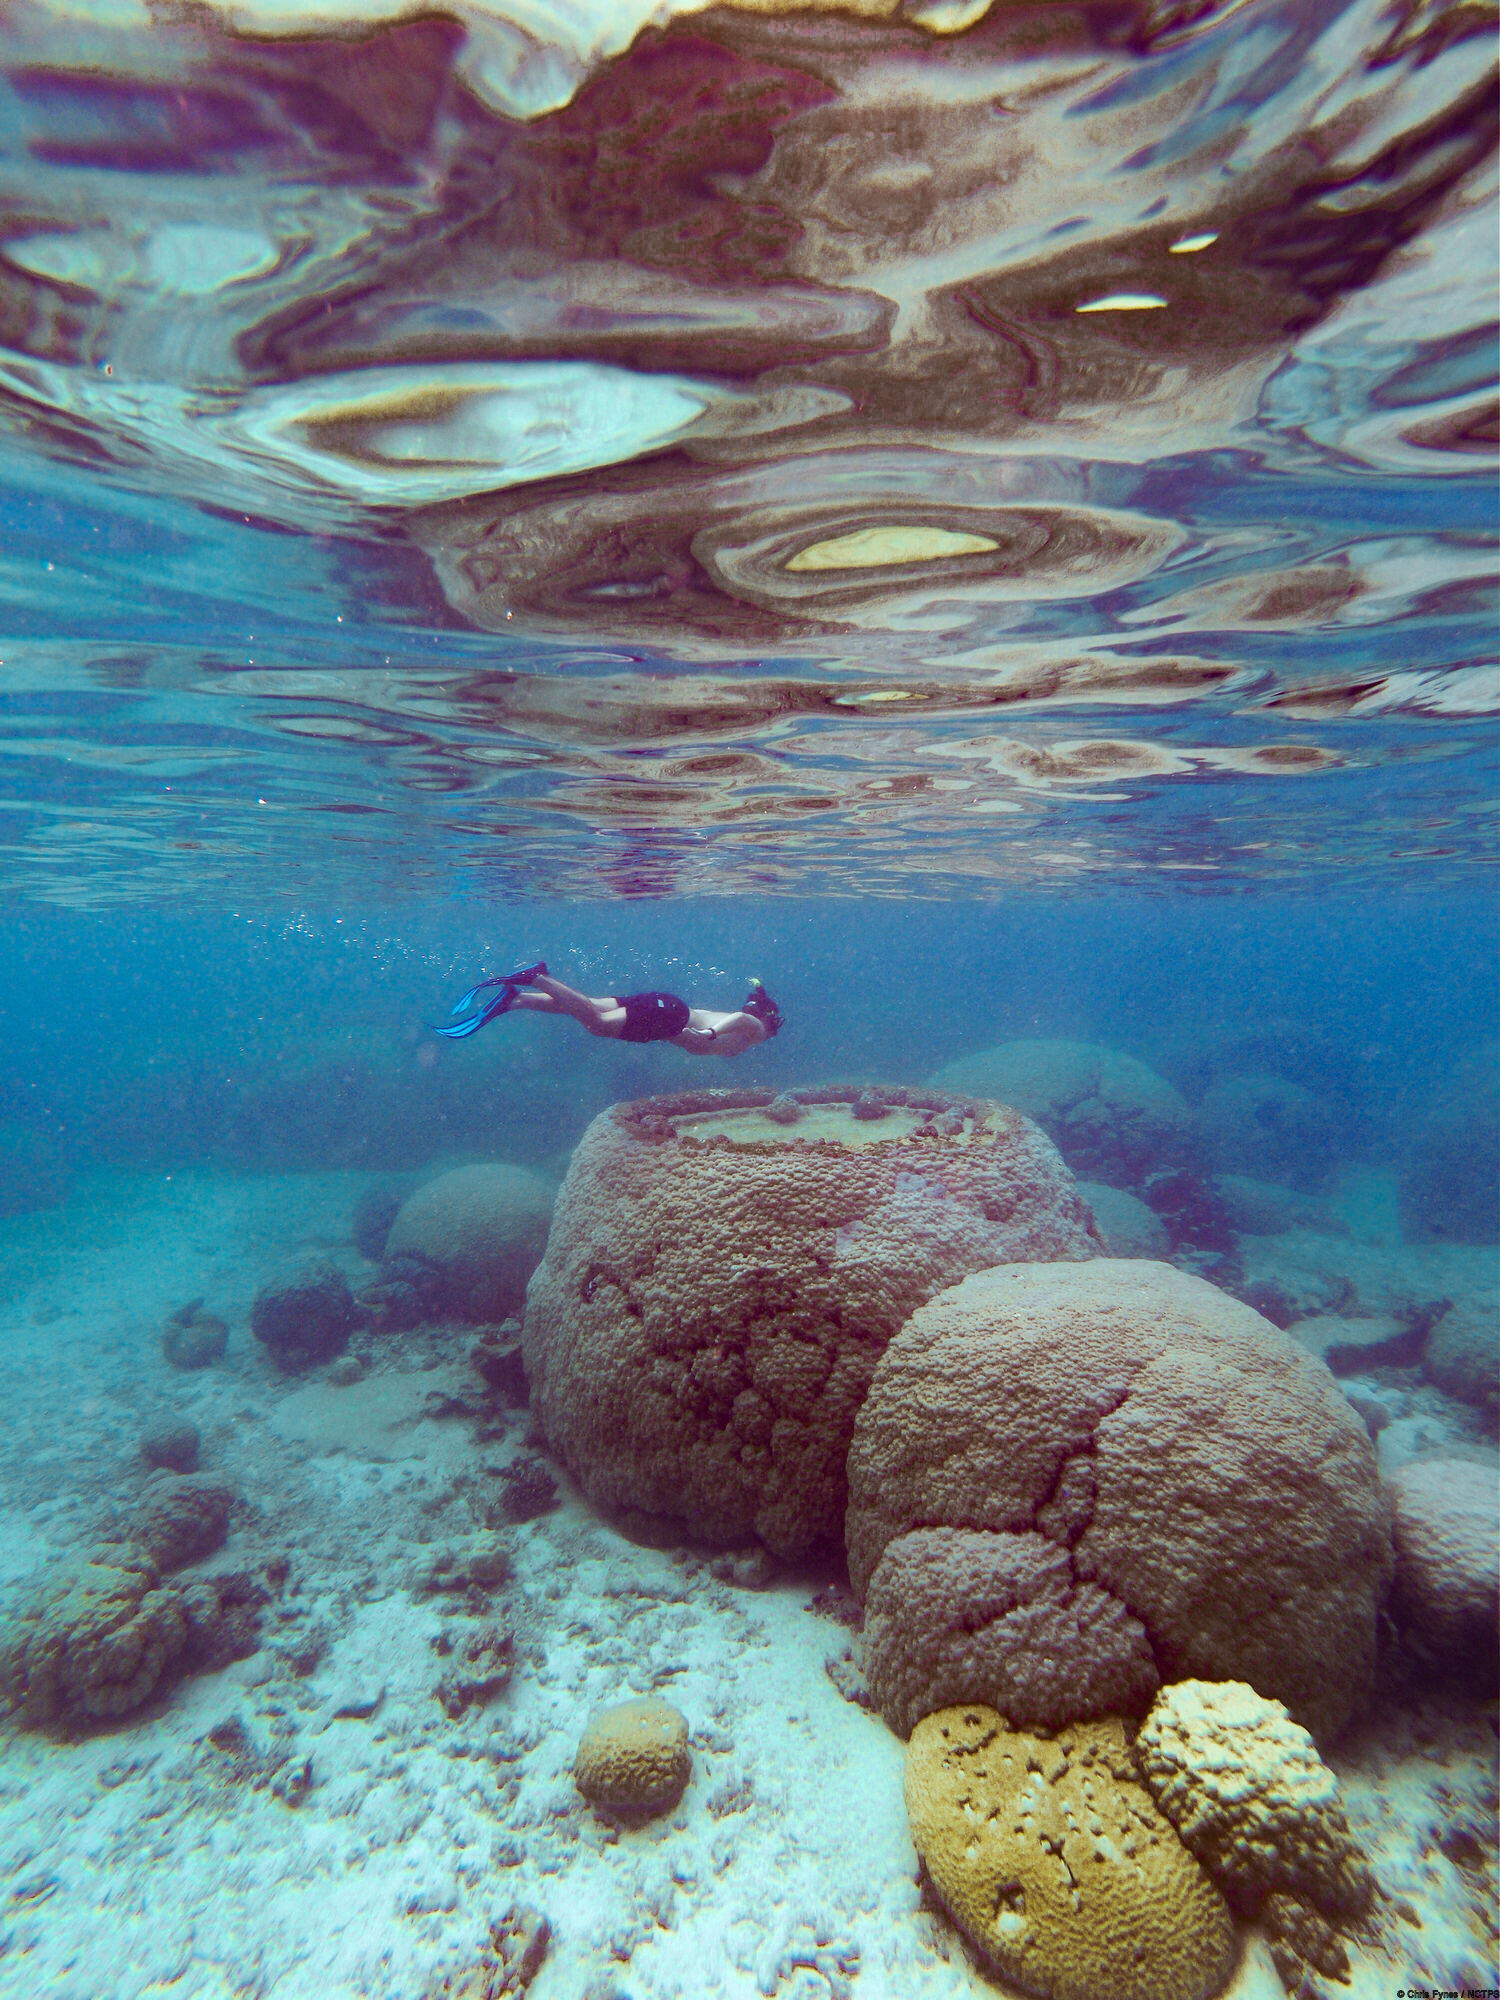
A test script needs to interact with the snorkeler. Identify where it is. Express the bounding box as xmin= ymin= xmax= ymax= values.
xmin=435 ymin=963 xmax=781 ymax=1058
